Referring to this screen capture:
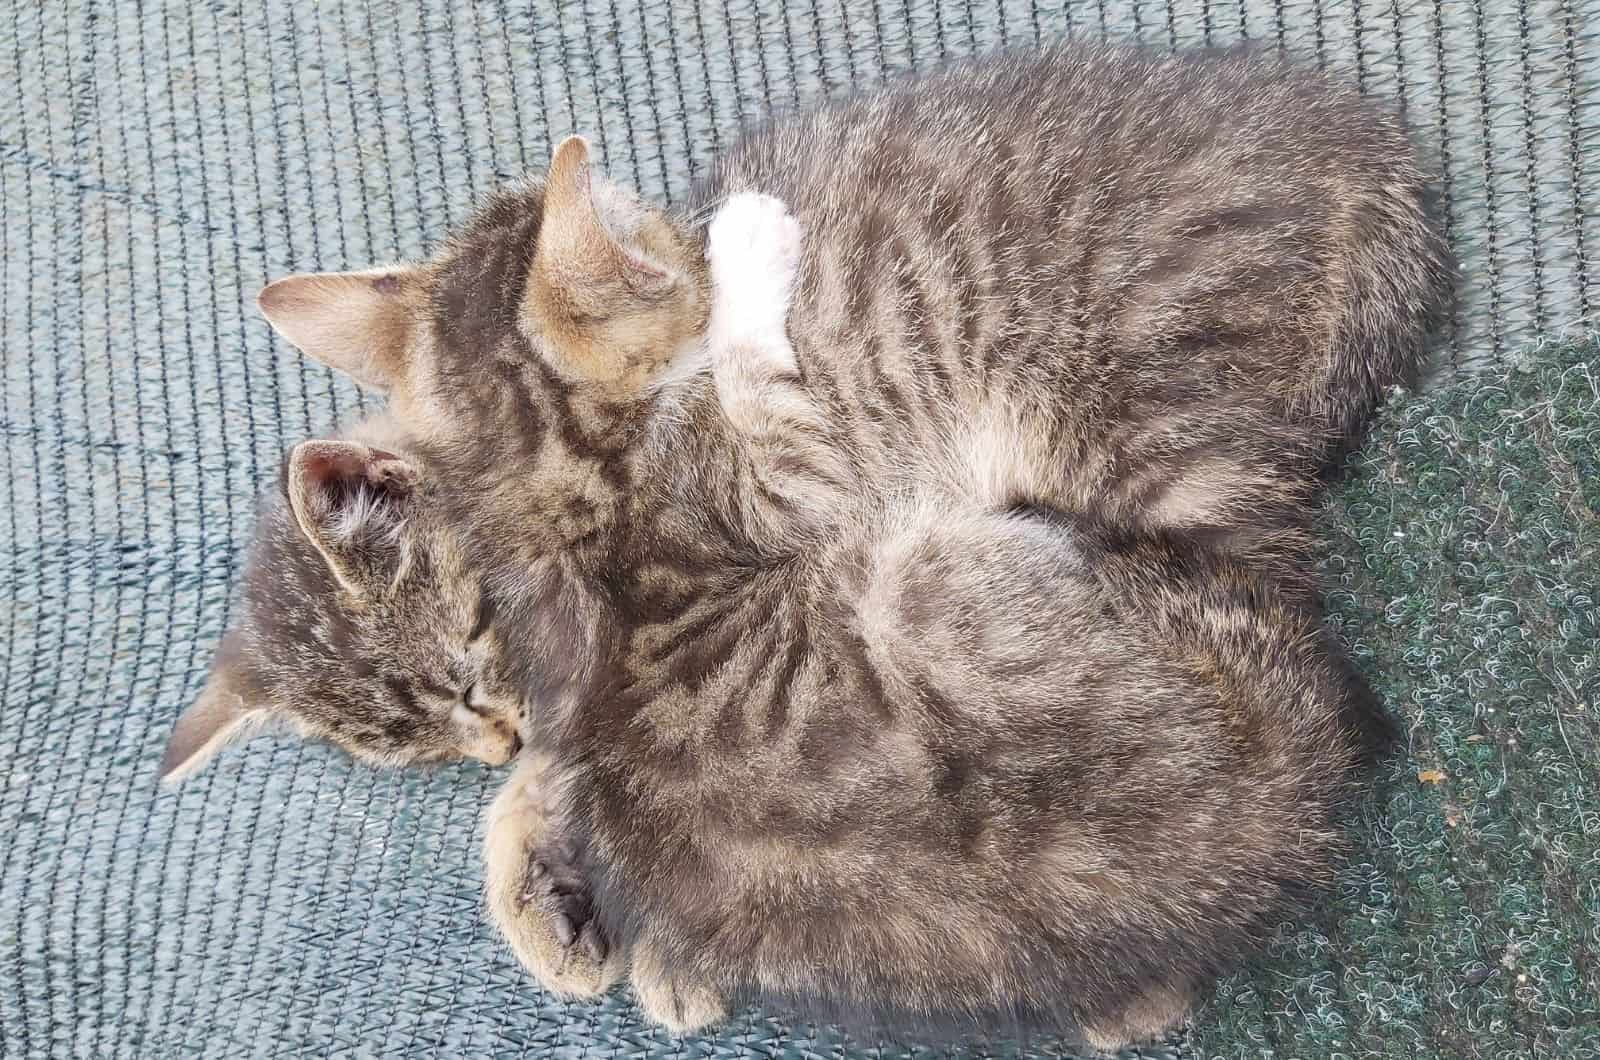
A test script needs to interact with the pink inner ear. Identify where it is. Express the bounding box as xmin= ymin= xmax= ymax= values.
xmin=294 ymin=443 xmax=418 ymax=514
xmin=298 ymin=444 xmax=370 ymax=493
